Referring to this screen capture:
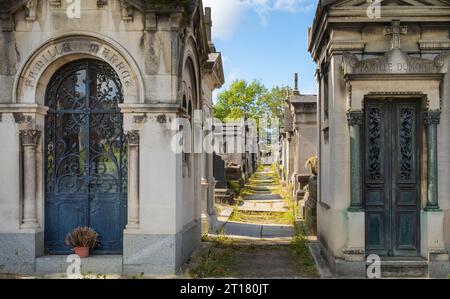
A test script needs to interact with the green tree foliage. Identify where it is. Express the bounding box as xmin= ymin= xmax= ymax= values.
xmin=214 ymin=79 xmax=290 ymax=122
xmin=258 ymin=85 xmax=291 ymax=121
